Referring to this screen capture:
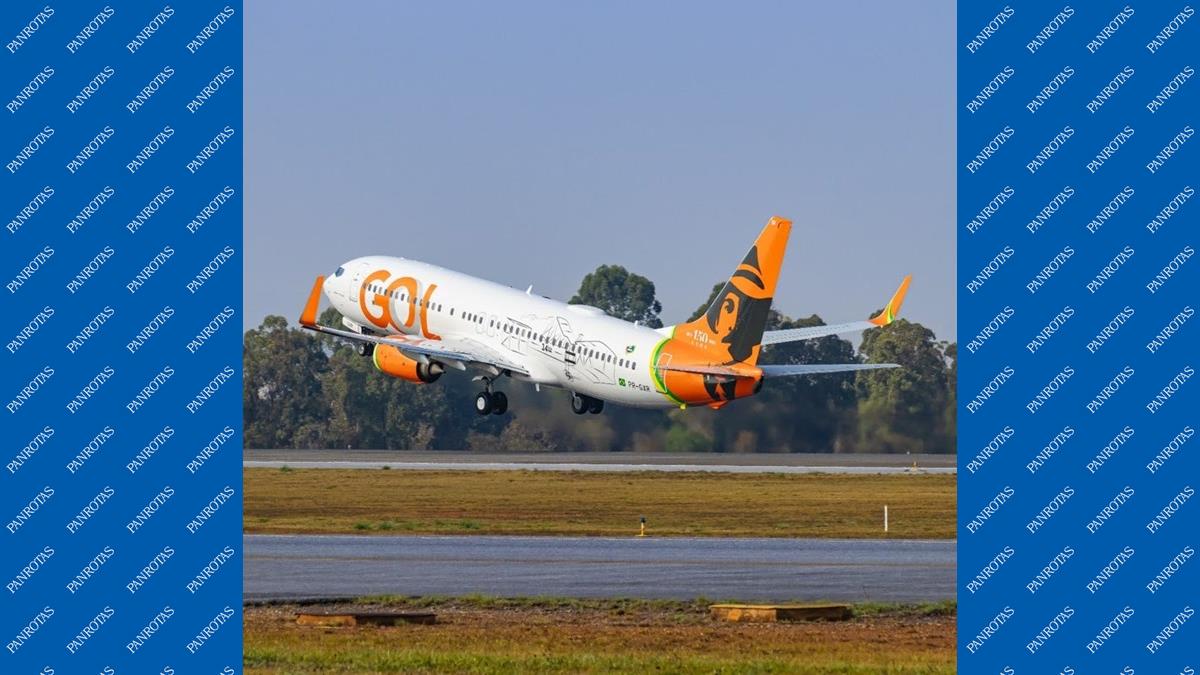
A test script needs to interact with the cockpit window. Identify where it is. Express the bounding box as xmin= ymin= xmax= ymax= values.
xmin=334 ymin=266 xmax=345 ymax=277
